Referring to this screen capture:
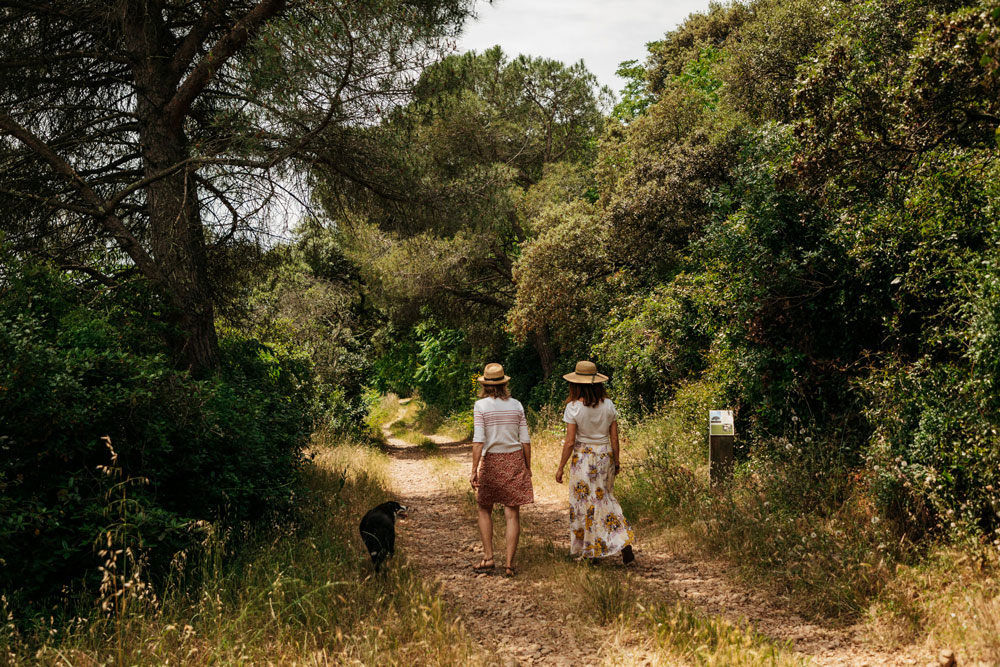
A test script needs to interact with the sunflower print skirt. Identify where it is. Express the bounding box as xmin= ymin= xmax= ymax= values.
xmin=568 ymin=443 xmax=635 ymax=558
